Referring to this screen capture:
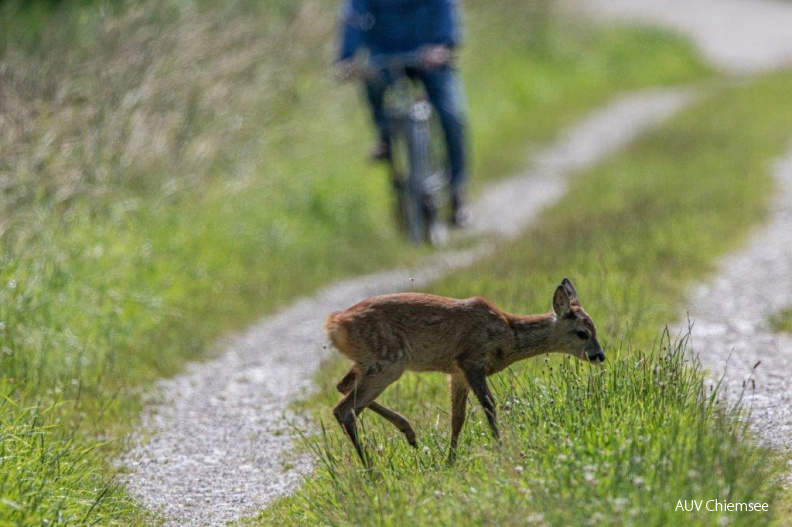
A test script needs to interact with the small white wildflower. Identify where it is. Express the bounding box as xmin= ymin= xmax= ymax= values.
xmin=515 ymin=465 xmax=524 ymax=474
xmin=632 ymin=476 xmax=644 ymax=486
xmin=526 ymin=513 xmax=545 ymax=524
xmin=588 ymin=512 xmax=605 ymax=525
xmin=610 ymin=497 xmax=628 ymax=512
